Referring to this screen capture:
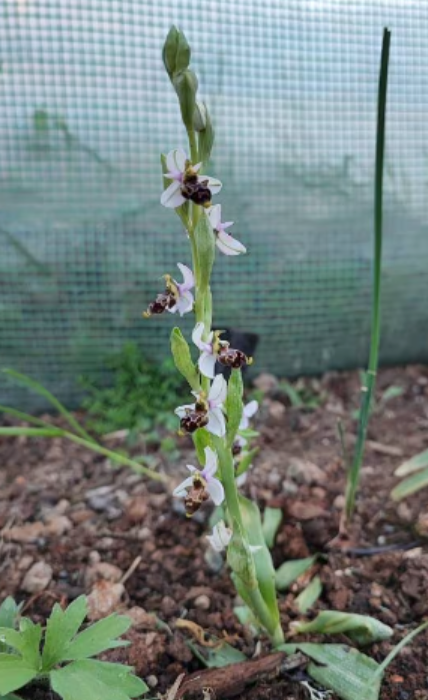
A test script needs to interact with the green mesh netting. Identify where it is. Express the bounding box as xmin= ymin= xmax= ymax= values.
xmin=1 ymin=0 xmax=427 ymax=409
